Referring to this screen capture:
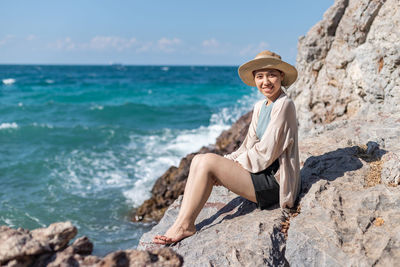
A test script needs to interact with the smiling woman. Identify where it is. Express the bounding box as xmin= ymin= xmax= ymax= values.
xmin=153 ymin=50 xmax=301 ymax=245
